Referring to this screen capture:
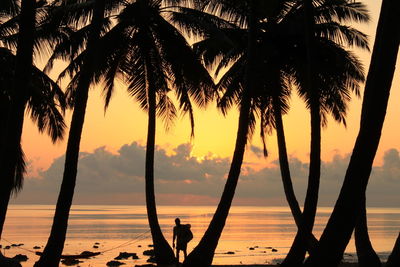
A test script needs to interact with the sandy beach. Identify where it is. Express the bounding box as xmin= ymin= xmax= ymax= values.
xmin=211 ymin=264 xmax=359 ymax=267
